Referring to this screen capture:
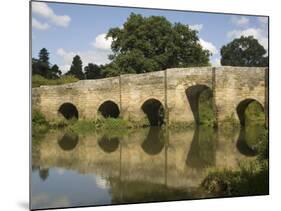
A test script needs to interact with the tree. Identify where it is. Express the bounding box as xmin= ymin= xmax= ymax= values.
xmin=50 ymin=64 xmax=62 ymax=79
xmin=32 ymin=48 xmax=50 ymax=77
xmin=37 ymin=48 xmax=50 ymax=77
xmin=105 ymin=13 xmax=210 ymax=75
xmin=66 ymin=55 xmax=84 ymax=79
xmin=220 ymin=36 xmax=268 ymax=67
xmin=32 ymin=48 xmax=55 ymax=78
xmin=84 ymin=63 xmax=103 ymax=79
xmin=38 ymin=48 xmax=50 ymax=64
